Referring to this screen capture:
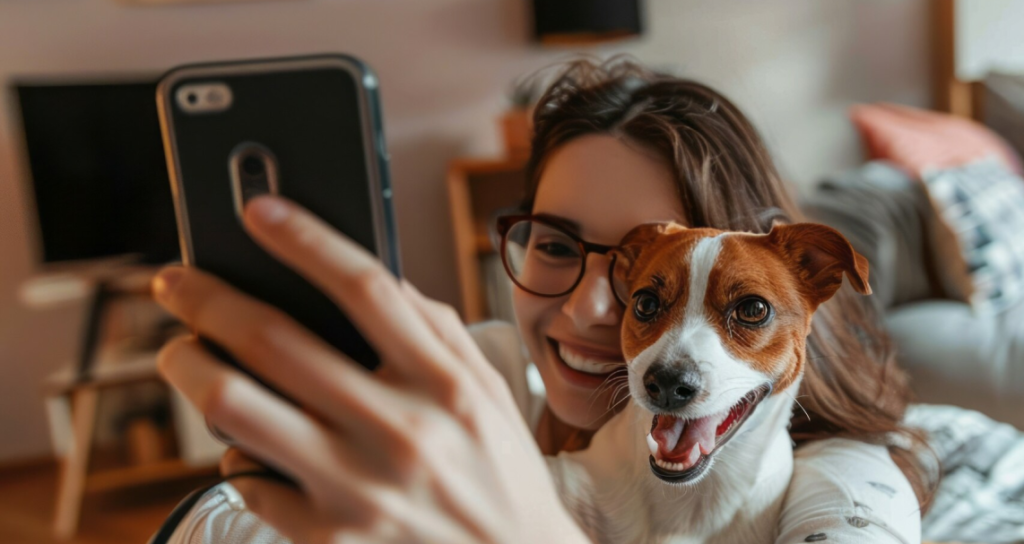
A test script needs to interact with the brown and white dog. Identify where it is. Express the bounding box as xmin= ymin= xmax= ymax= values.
xmin=546 ymin=222 xmax=871 ymax=544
